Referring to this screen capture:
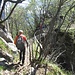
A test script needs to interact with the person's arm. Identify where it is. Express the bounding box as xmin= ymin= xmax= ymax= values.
xmin=26 ymin=40 xmax=29 ymax=47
